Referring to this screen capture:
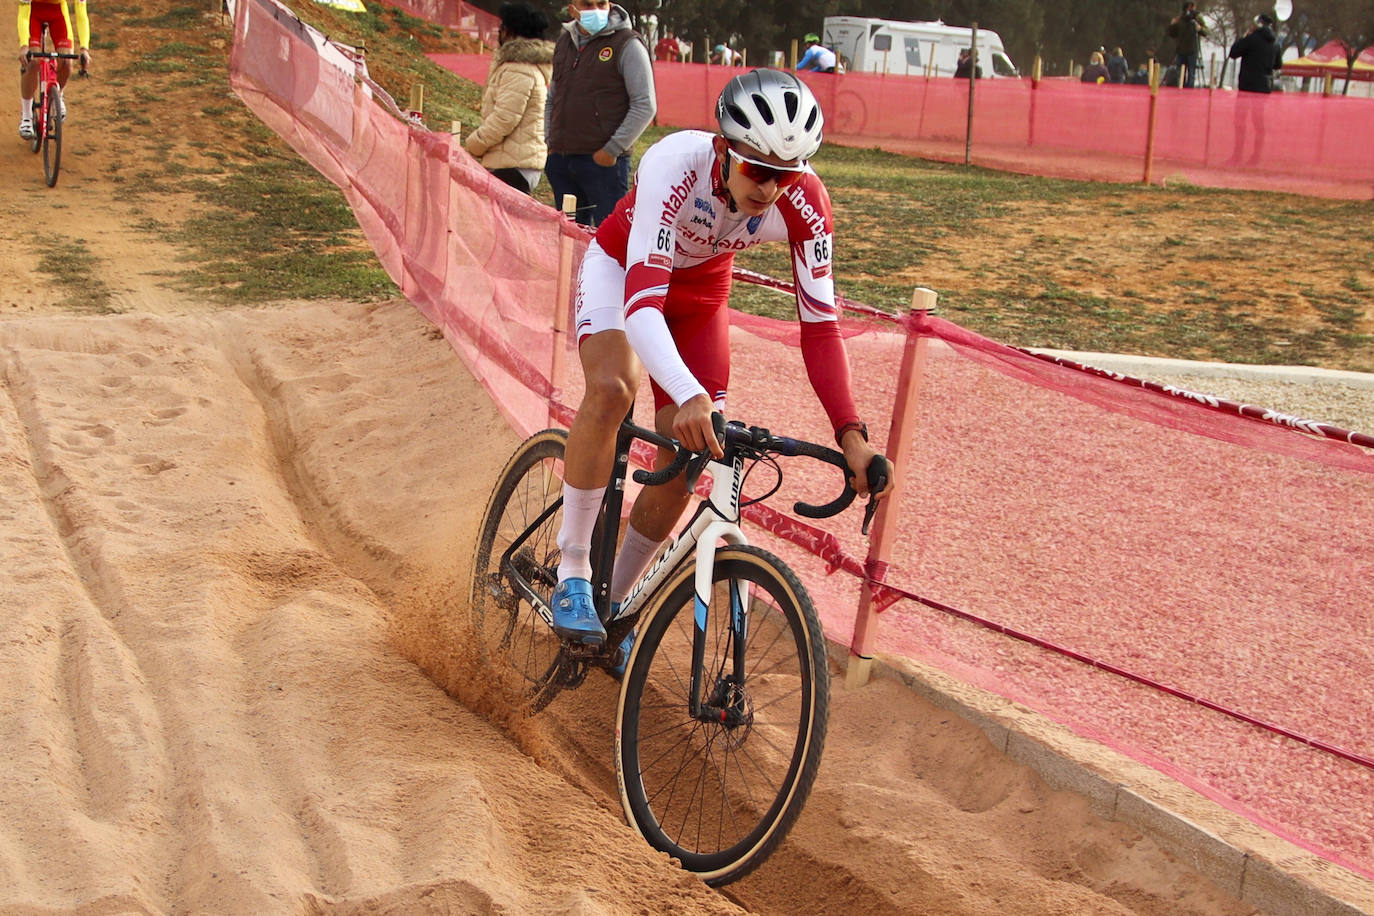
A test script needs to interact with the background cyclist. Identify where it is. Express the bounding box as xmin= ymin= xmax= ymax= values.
xmin=17 ymin=0 xmax=89 ymax=139
xmin=549 ymin=68 xmax=894 ymax=659
xmin=796 ymin=33 xmax=837 ymax=73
